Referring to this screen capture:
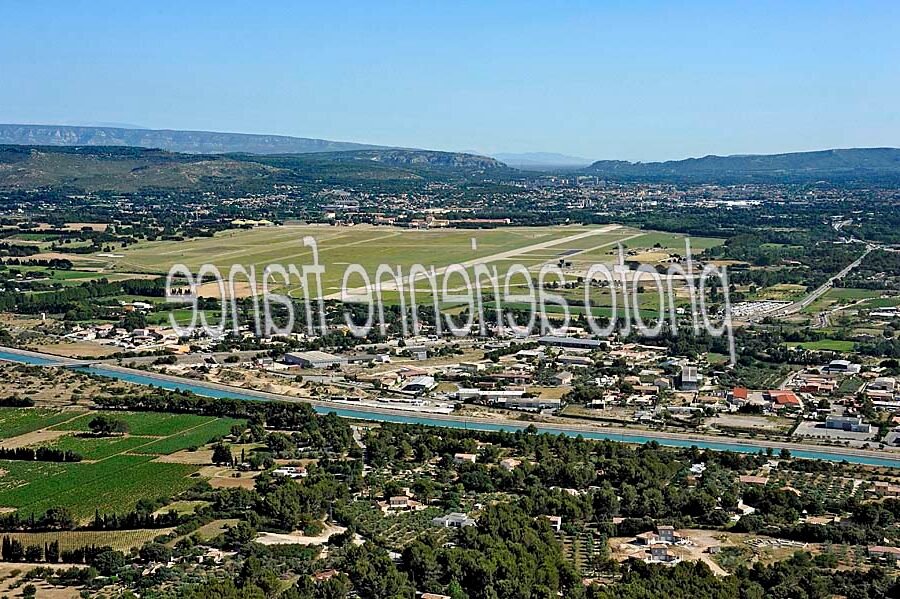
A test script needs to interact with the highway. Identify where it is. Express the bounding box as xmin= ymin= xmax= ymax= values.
xmin=749 ymin=244 xmax=873 ymax=322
